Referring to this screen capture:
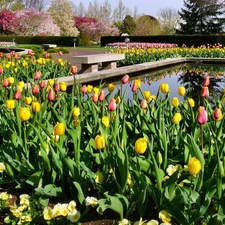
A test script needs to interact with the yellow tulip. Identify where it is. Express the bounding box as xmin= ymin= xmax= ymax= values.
xmin=73 ymin=119 xmax=80 ymax=127
xmin=48 ymin=79 xmax=54 ymax=87
xmin=172 ymin=112 xmax=182 ymax=124
xmin=59 ymin=81 xmax=67 ymax=92
xmin=7 ymin=77 xmax=14 ymax=85
xmin=187 ymin=98 xmax=195 ymax=108
xmin=188 ymin=157 xmax=201 ymax=175
xmin=171 ymin=97 xmax=179 ymax=107
xmin=87 ymin=85 xmax=93 ymax=93
xmin=107 ymin=83 xmax=115 ymax=93
xmin=95 ymin=135 xmax=105 ymax=149
xmin=54 ymin=122 xmax=65 ymax=136
xmin=5 ymin=100 xmax=15 ymax=110
xmin=72 ymin=107 xmax=80 ymax=118
xmin=32 ymin=101 xmax=41 ymax=113
xmin=19 ymin=107 xmax=31 ymax=121
xmin=178 ymin=86 xmax=186 ymax=96
xmin=143 ymin=90 xmax=151 ymax=99
xmin=93 ymin=87 xmax=99 ymax=94
xmin=24 ymin=97 xmax=32 ymax=105
xmin=18 ymin=81 xmax=25 ymax=89
xmin=160 ymin=83 xmax=169 ymax=93
xmin=102 ymin=116 xmax=109 ymax=128
xmin=135 ymin=137 xmax=148 ymax=154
